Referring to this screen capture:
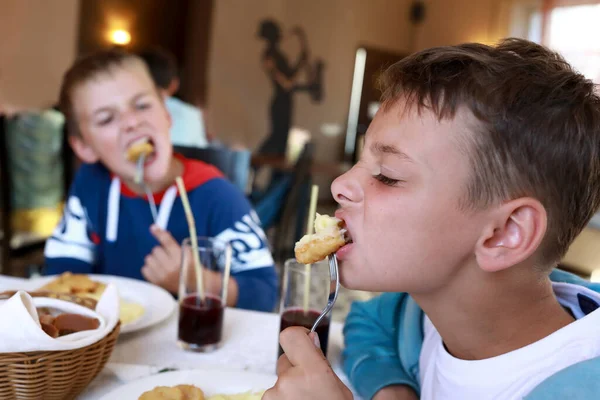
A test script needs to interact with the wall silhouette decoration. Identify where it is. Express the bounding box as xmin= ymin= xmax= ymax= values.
xmin=257 ymin=19 xmax=324 ymax=156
